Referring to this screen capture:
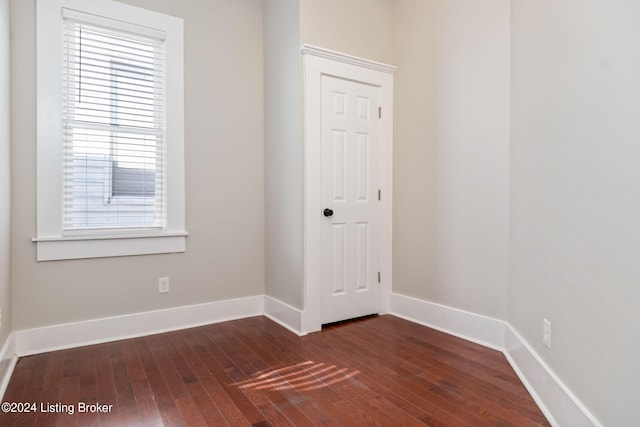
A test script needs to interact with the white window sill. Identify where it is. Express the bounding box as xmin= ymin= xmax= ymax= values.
xmin=32 ymin=232 xmax=188 ymax=261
